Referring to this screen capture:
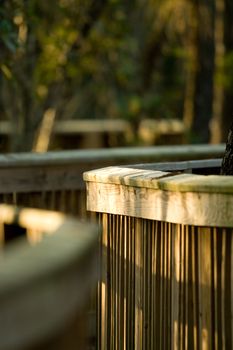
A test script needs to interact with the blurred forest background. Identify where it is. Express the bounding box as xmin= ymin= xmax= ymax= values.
xmin=0 ymin=0 xmax=232 ymax=152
